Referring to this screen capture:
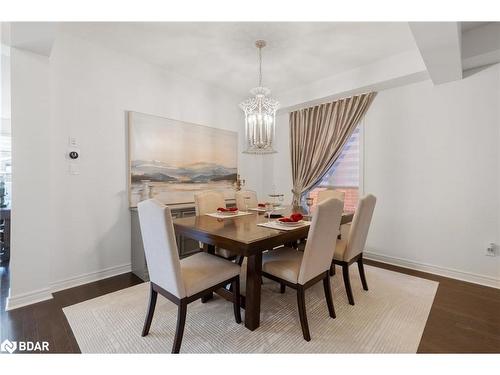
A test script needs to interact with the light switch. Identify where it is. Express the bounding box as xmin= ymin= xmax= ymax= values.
xmin=69 ymin=137 xmax=78 ymax=147
xmin=69 ymin=163 xmax=80 ymax=175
